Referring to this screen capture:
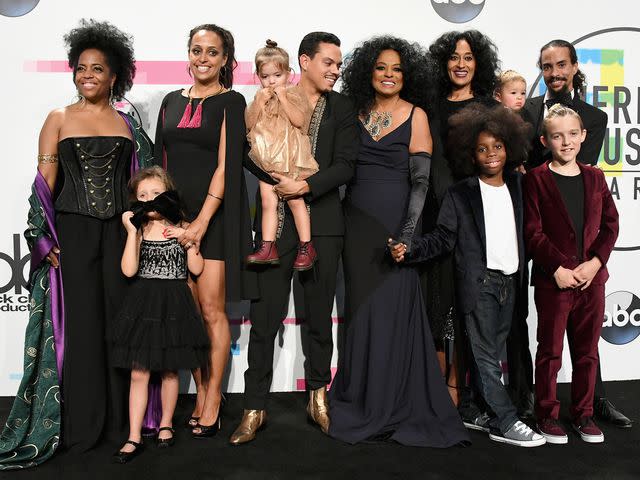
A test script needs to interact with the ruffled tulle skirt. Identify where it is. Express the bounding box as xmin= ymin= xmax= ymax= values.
xmin=108 ymin=278 xmax=209 ymax=372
